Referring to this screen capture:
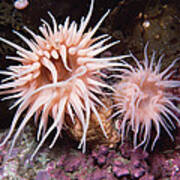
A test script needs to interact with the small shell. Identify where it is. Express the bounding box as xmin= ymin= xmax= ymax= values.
xmin=14 ymin=0 xmax=29 ymax=10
